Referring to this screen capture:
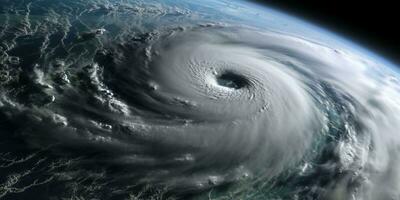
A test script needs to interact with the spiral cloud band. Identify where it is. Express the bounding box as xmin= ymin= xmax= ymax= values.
xmin=1 ymin=0 xmax=400 ymax=199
